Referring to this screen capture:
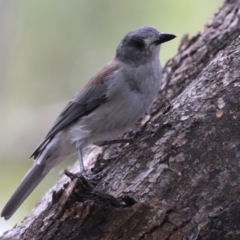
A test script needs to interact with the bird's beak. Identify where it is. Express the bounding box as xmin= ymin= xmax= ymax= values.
xmin=155 ymin=33 xmax=176 ymax=45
